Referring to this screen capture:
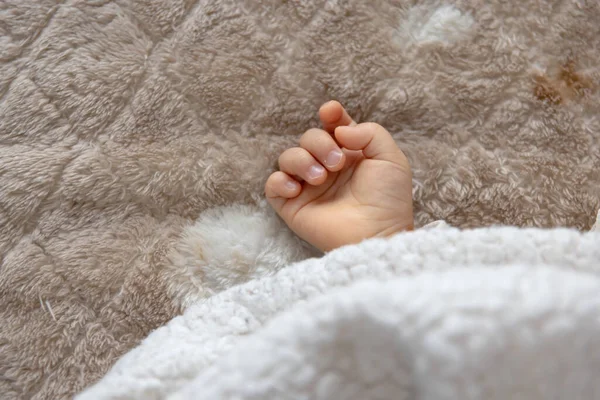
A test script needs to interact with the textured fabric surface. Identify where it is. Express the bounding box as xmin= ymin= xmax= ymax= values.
xmin=2 ymin=0 xmax=600 ymax=398
xmin=78 ymin=226 xmax=600 ymax=399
